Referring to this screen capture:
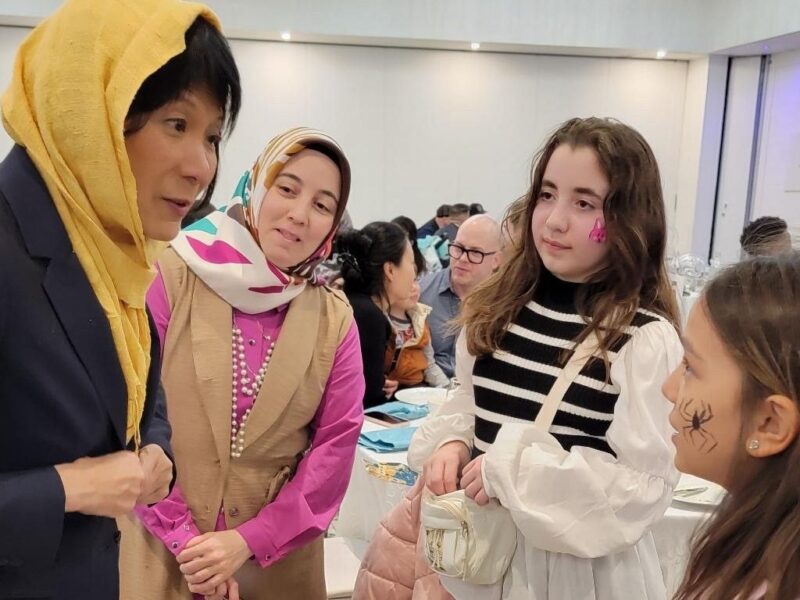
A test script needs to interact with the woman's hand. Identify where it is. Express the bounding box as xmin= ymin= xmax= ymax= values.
xmin=136 ymin=443 xmax=173 ymax=505
xmin=203 ymin=578 xmax=240 ymax=600
xmin=177 ymin=530 xmax=251 ymax=594
xmin=460 ymin=455 xmax=491 ymax=505
xmin=422 ymin=440 xmax=471 ymax=496
xmin=383 ymin=378 xmax=399 ymax=398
